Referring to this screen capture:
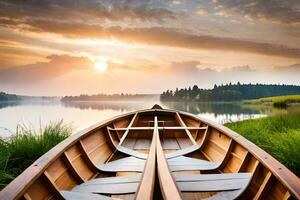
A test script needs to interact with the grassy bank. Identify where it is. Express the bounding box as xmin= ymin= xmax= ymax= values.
xmin=245 ymin=94 xmax=300 ymax=108
xmin=225 ymin=112 xmax=300 ymax=177
xmin=0 ymin=121 xmax=72 ymax=189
